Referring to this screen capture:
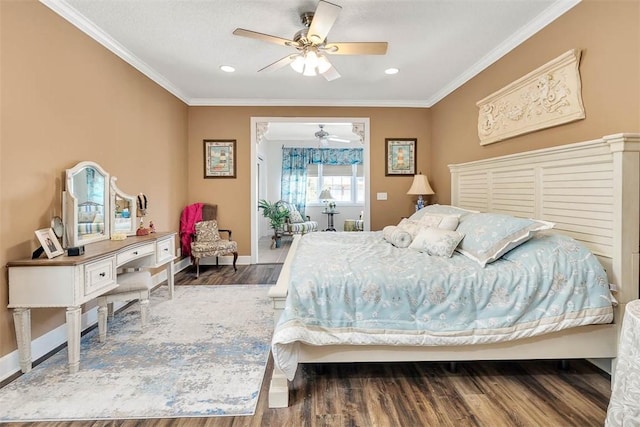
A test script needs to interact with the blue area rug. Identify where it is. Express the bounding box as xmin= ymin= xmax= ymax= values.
xmin=0 ymin=285 xmax=273 ymax=421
